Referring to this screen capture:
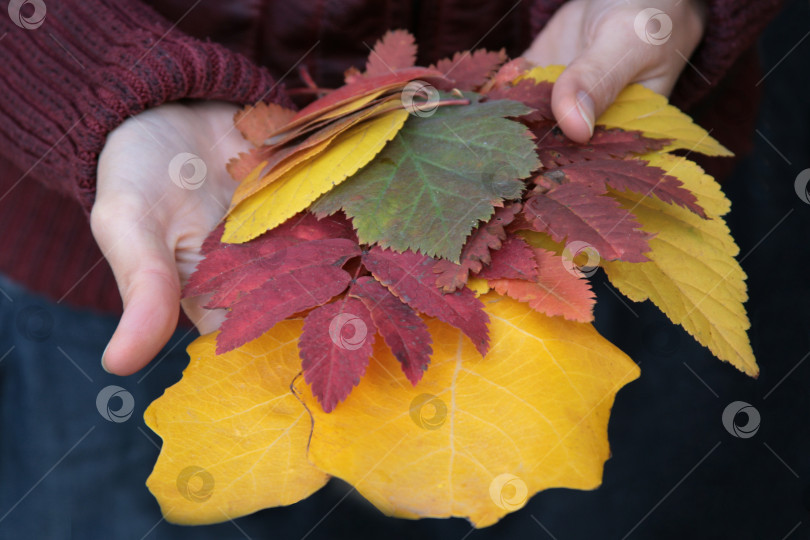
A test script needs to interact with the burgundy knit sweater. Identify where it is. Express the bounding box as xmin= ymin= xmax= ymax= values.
xmin=0 ymin=0 xmax=784 ymax=313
